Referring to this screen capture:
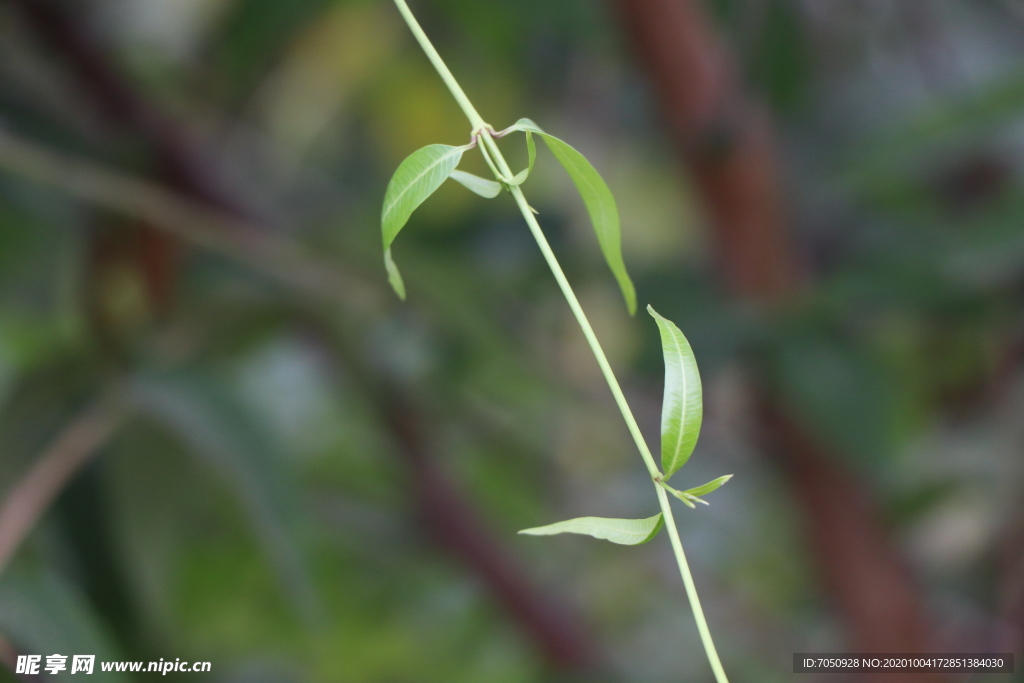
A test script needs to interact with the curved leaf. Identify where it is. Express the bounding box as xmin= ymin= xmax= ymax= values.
xmin=507 ymin=130 xmax=536 ymax=186
xmin=664 ymin=475 xmax=732 ymax=508
xmin=508 ymin=119 xmax=636 ymax=314
xmin=384 ymin=248 xmax=406 ymax=300
xmin=381 ymin=143 xmax=467 ymax=297
xmin=450 ymin=169 xmax=501 ymax=198
xmin=519 ymin=513 xmax=663 ymax=545
xmin=683 ymin=474 xmax=732 ymax=498
xmin=667 ymin=487 xmax=699 ymax=508
xmin=648 ymin=305 xmax=703 ymax=478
